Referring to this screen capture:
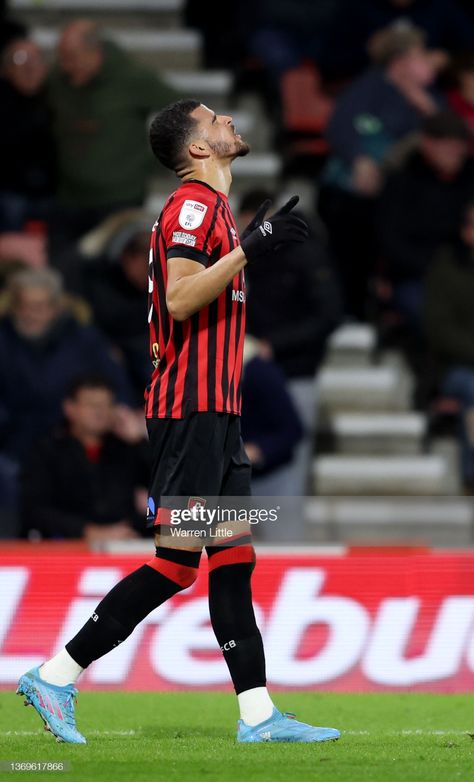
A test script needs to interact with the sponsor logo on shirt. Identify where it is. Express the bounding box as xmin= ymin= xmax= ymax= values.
xmin=232 ymin=289 xmax=246 ymax=303
xmin=172 ymin=231 xmax=197 ymax=247
xmin=178 ymin=200 xmax=208 ymax=230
